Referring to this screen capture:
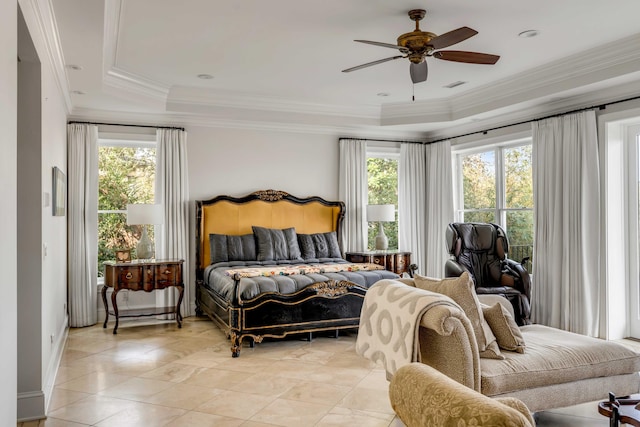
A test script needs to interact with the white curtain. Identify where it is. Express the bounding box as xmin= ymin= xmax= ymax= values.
xmin=155 ymin=129 xmax=190 ymax=316
xmin=424 ymin=141 xmax=454 ymax=277
xmin=399 ymin=141 xmax=453 ymax=277
xmin=532 ymin=110 xmax=600 ymax=336
xmin=67 ymin=123 xmax=99 ymax=327
xmin=338 ymin=138 xmax=368 ymax=252
xmin=399 ymin=143 xmax=426 ymax=273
